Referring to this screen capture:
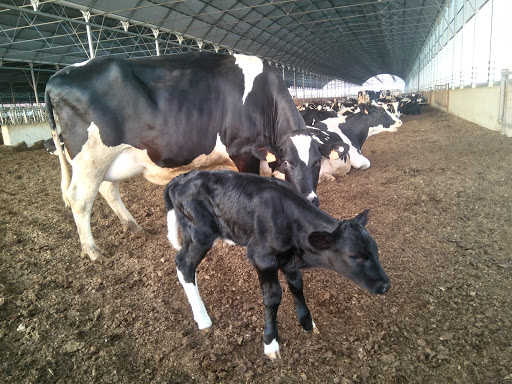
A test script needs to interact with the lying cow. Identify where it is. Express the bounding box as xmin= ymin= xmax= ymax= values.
xmin=398 ymin=94 xmax=421 ymax=115
xmin=299 ymin=109 xmax=337 ymax=125
xmin=45 ymin=51 xmax=336 ymax=261
xmin=312 ymin=103 xmax=402 ymax=177
xmin=164 ymin=170 xmax=391 ymax=359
